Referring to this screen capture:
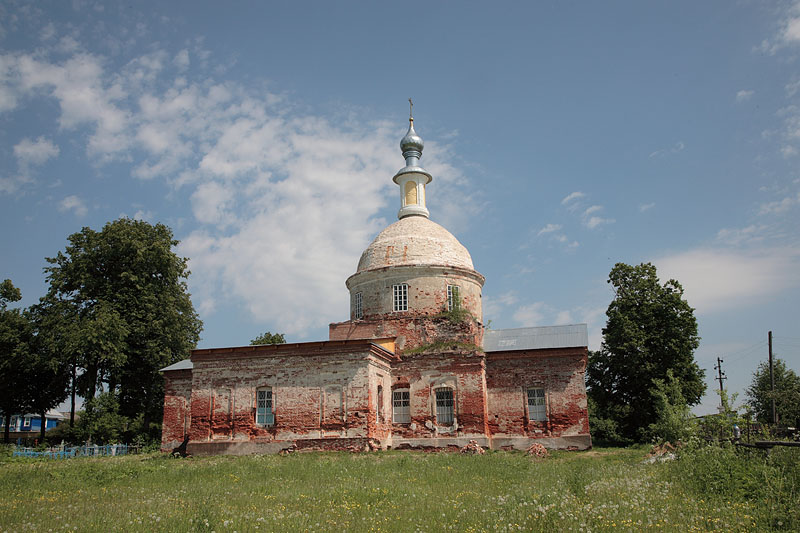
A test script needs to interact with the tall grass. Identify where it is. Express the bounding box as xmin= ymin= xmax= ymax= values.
xmin=0 ymin=446 xmax=793 ymax=532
